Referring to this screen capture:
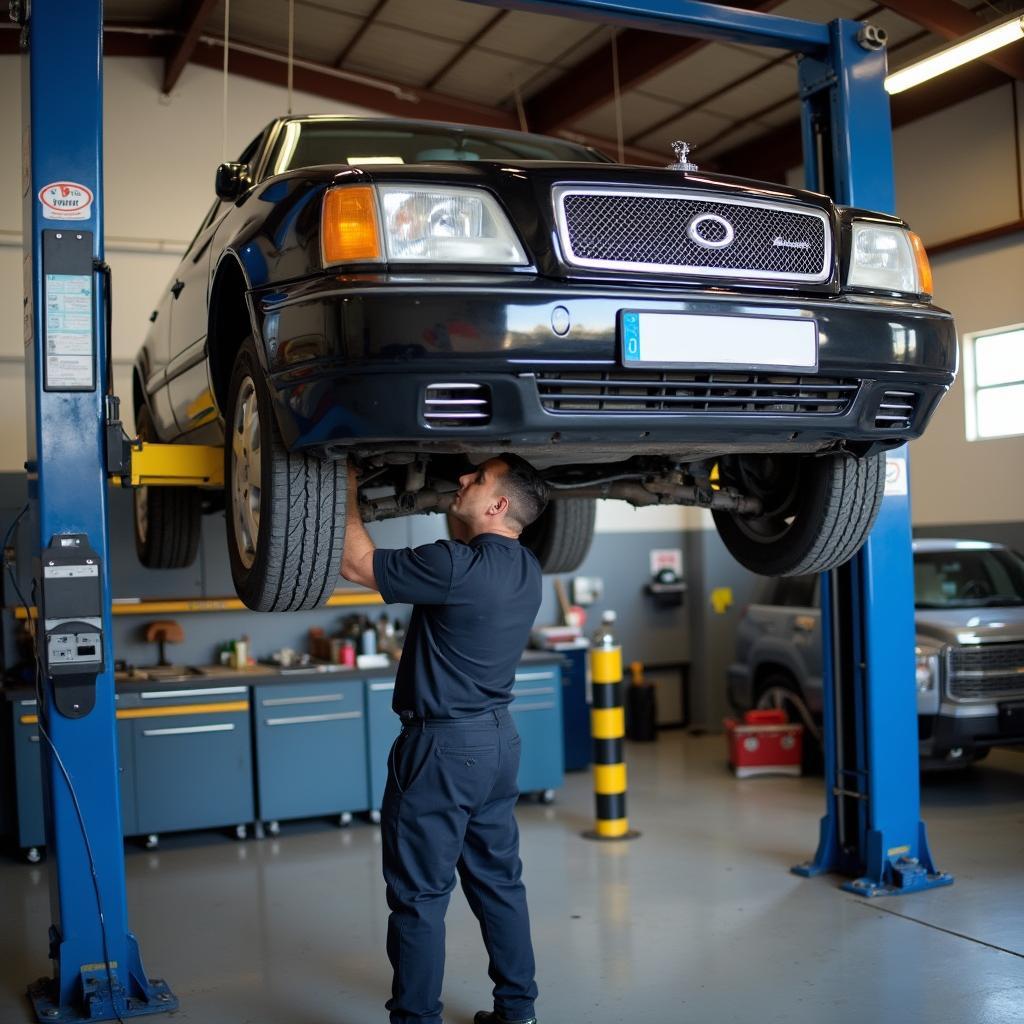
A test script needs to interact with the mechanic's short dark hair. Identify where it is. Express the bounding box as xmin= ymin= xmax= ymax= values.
xmin=496 ymin=453 xmax=548 ymax=531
